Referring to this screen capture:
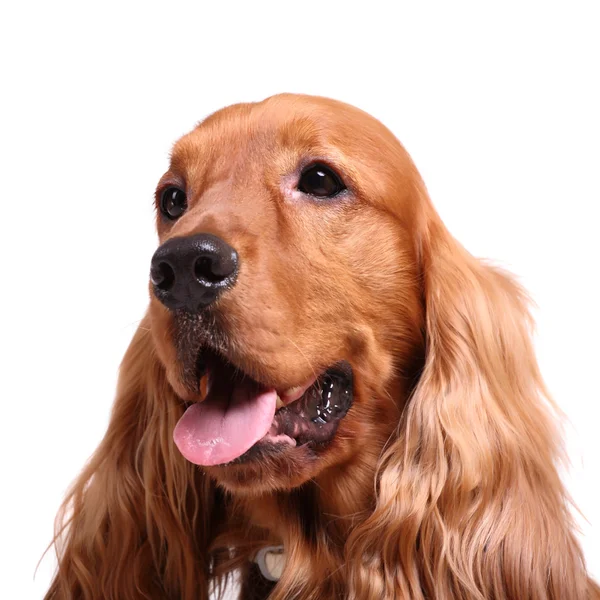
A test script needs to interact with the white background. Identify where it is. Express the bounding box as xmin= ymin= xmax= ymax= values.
xmin=1 ymin=2 xmax=599 ymax=598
